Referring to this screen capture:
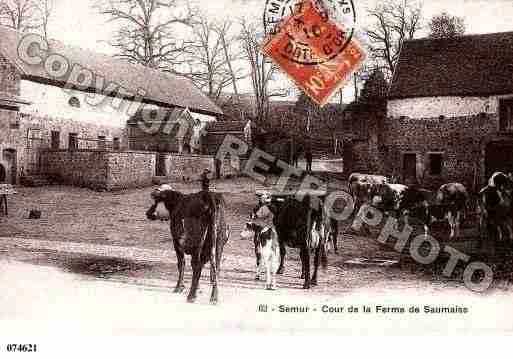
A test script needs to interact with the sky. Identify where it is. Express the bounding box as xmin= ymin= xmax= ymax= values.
xmin=45 ymin=0 xmax=513 ymax=102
